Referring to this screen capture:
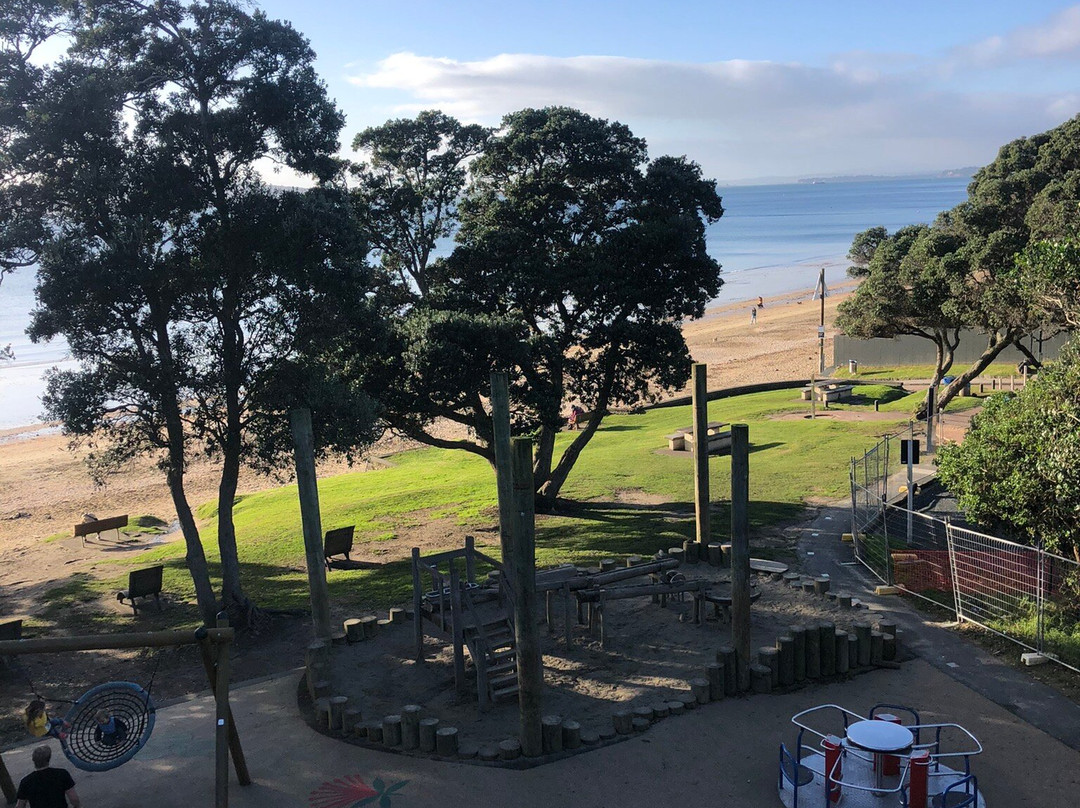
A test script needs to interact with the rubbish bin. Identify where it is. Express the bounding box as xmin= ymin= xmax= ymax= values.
xmin=848 ymin=360 xmax=858 ymax=374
